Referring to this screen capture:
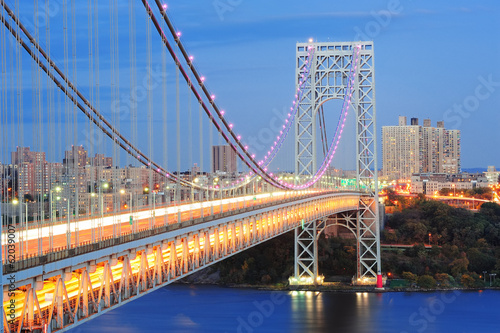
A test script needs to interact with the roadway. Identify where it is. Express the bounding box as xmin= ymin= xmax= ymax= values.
xmin=1 ymin=191 xmax=312 ymax=263
xmin=3 ymin=190 xmax=335 ymax=326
